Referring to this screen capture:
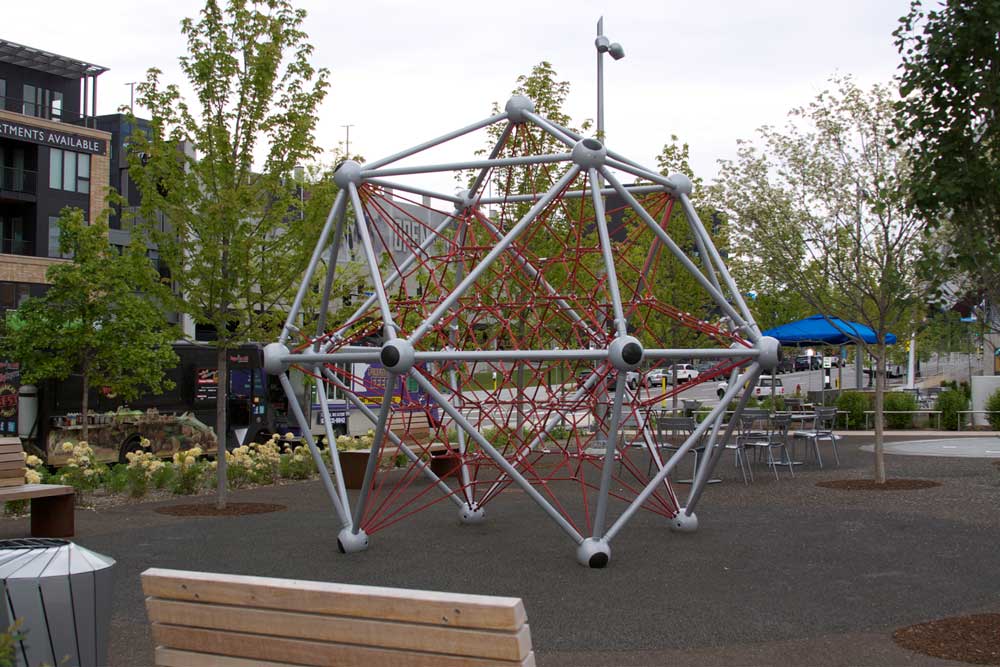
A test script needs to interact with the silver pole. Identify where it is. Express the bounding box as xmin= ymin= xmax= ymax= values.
xmin=589 ymin=167 xmax=627 ymax=336
xmin=278 ymin=373 xmax=350 ymax=528
xmin=600 ymin=167 xmax=752 ymax=333
xmin=366 ymin=112 xmax=508 ymax=170
xmin=321 ymin=367 xmax=463 ymax=506
xmin=314 ymin=365 xmax=351 ymax=512
xmin=312 ymin=203 xmax=347 ymax=349
xmin=604 ymin=364 xmax=756 ymax=542
xmin=409 ymin=165 xmax=581 ymax=346
xmin=279 ymin=189 xmax=346 ymax=344
xmin=597 ymin=16 xmax=605 ymax=139
xmin=469 ymin=123 xmax=514 ymax=199
xmin=593 ymin=375 xmax=627 ymax=539
xmin=684 ymin=368 xmax=758 ymax=513
xmin=363 ymin=178 xmax=466 ymax=206
xmin=362 ymin=153 xmax=573 ymax=179
xmin=679 ymin=193 xmax=760 ymax=339
xmin=522 ymin=111 xmax=577 ymax=148
xmin=410 ymin=371 xmax=585 ymax=544
xmin=347 ymin=183 xmax=398 ymax=337
xmin=350 ymin=378 xmax=396 ymax=532
xmin=476 ymin=183 xmax=664 ymax=206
